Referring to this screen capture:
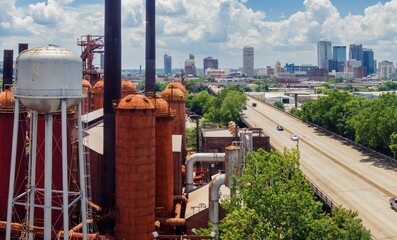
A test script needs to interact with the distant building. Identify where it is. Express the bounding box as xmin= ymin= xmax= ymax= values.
xmin=349 ymin=44 xmax=363 ymax=65
xmin=317 ymin=41 xmax=332 ymax=69
xmin=203 ymin=56 xmax=218 ymax=74
xmin=243 ymin=46 xmax=255 ymax=76
xmin=275 ymin=61 xmax=282 ymax=73
xmin=353 ymin=66 xmax=366 ymax=78
xmin=306 ymin=68 xmax=330 ymax=80
xmin=333 ymin=46 xmax=346 ymax=63
xmin=164 ymin=53 xmax=172 ymax=75
xmin=184 ymin=54 xmax=196 ymax=76
xmin=363 ymin=48 xmax=375 ymax=75
xmin=378 ymin=60 xmax=395 ymax=79
xmin=206 ymin=69 xmax=228 ymax=79
xmin=328 ymin=59 xmax=344 ymax=72
xmin=284 ymin=63 xmax=318 ymax=74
